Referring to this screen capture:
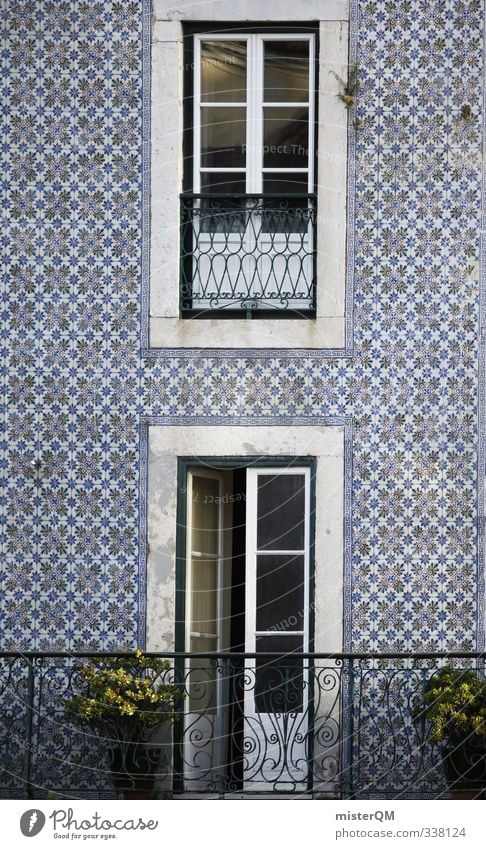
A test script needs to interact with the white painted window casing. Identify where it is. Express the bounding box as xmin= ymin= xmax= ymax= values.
xmin=182 ymin=461 xmax=314 ymax=789
xmin=192 ymin=34 xmax=315 ymax=194
xmin=150 ymin=6 xmax=349 ymax=350
xmin=245 ymin=466 xmax=311 ymax=653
